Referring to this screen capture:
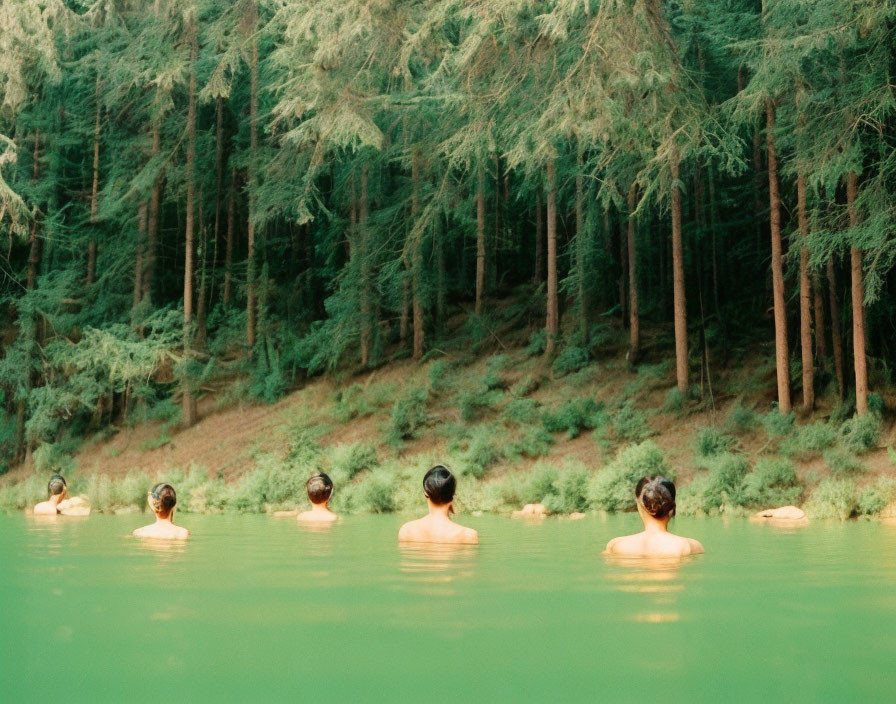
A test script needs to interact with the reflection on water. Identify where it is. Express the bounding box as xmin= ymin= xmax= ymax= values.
xmin=604 ymin=554 xmax=694 ymax=624
xmin=133 ymin=537 xmax=188 ymax=561
xmin=397 ymin=543 xmax=477 ymax=593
